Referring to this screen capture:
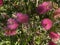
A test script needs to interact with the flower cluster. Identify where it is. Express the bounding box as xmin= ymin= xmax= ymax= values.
xmin=4 ymin=13 xmax=29 ymax=36
xmin=0 ymin=0 xmax=60 ymax=45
